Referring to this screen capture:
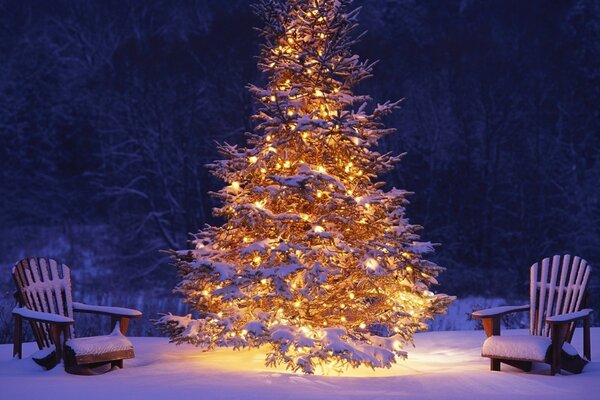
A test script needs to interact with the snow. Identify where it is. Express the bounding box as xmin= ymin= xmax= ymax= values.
xmin=482 ymin=335 xmax=553 ymax=361
xmin=2 ymin=329 xmax=599 ymax=400
xmin=65 ymin=326 xmax=133 ymax=356
xmin=12 ymin=307 xmax=74 ymax=323
xmin=72 ymin=302 xmax=142 ymax=317
xmin=546 ymin=309 xmax=593 ymax=323
xmin=471 ymin=304 xmax=529 ymax=318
